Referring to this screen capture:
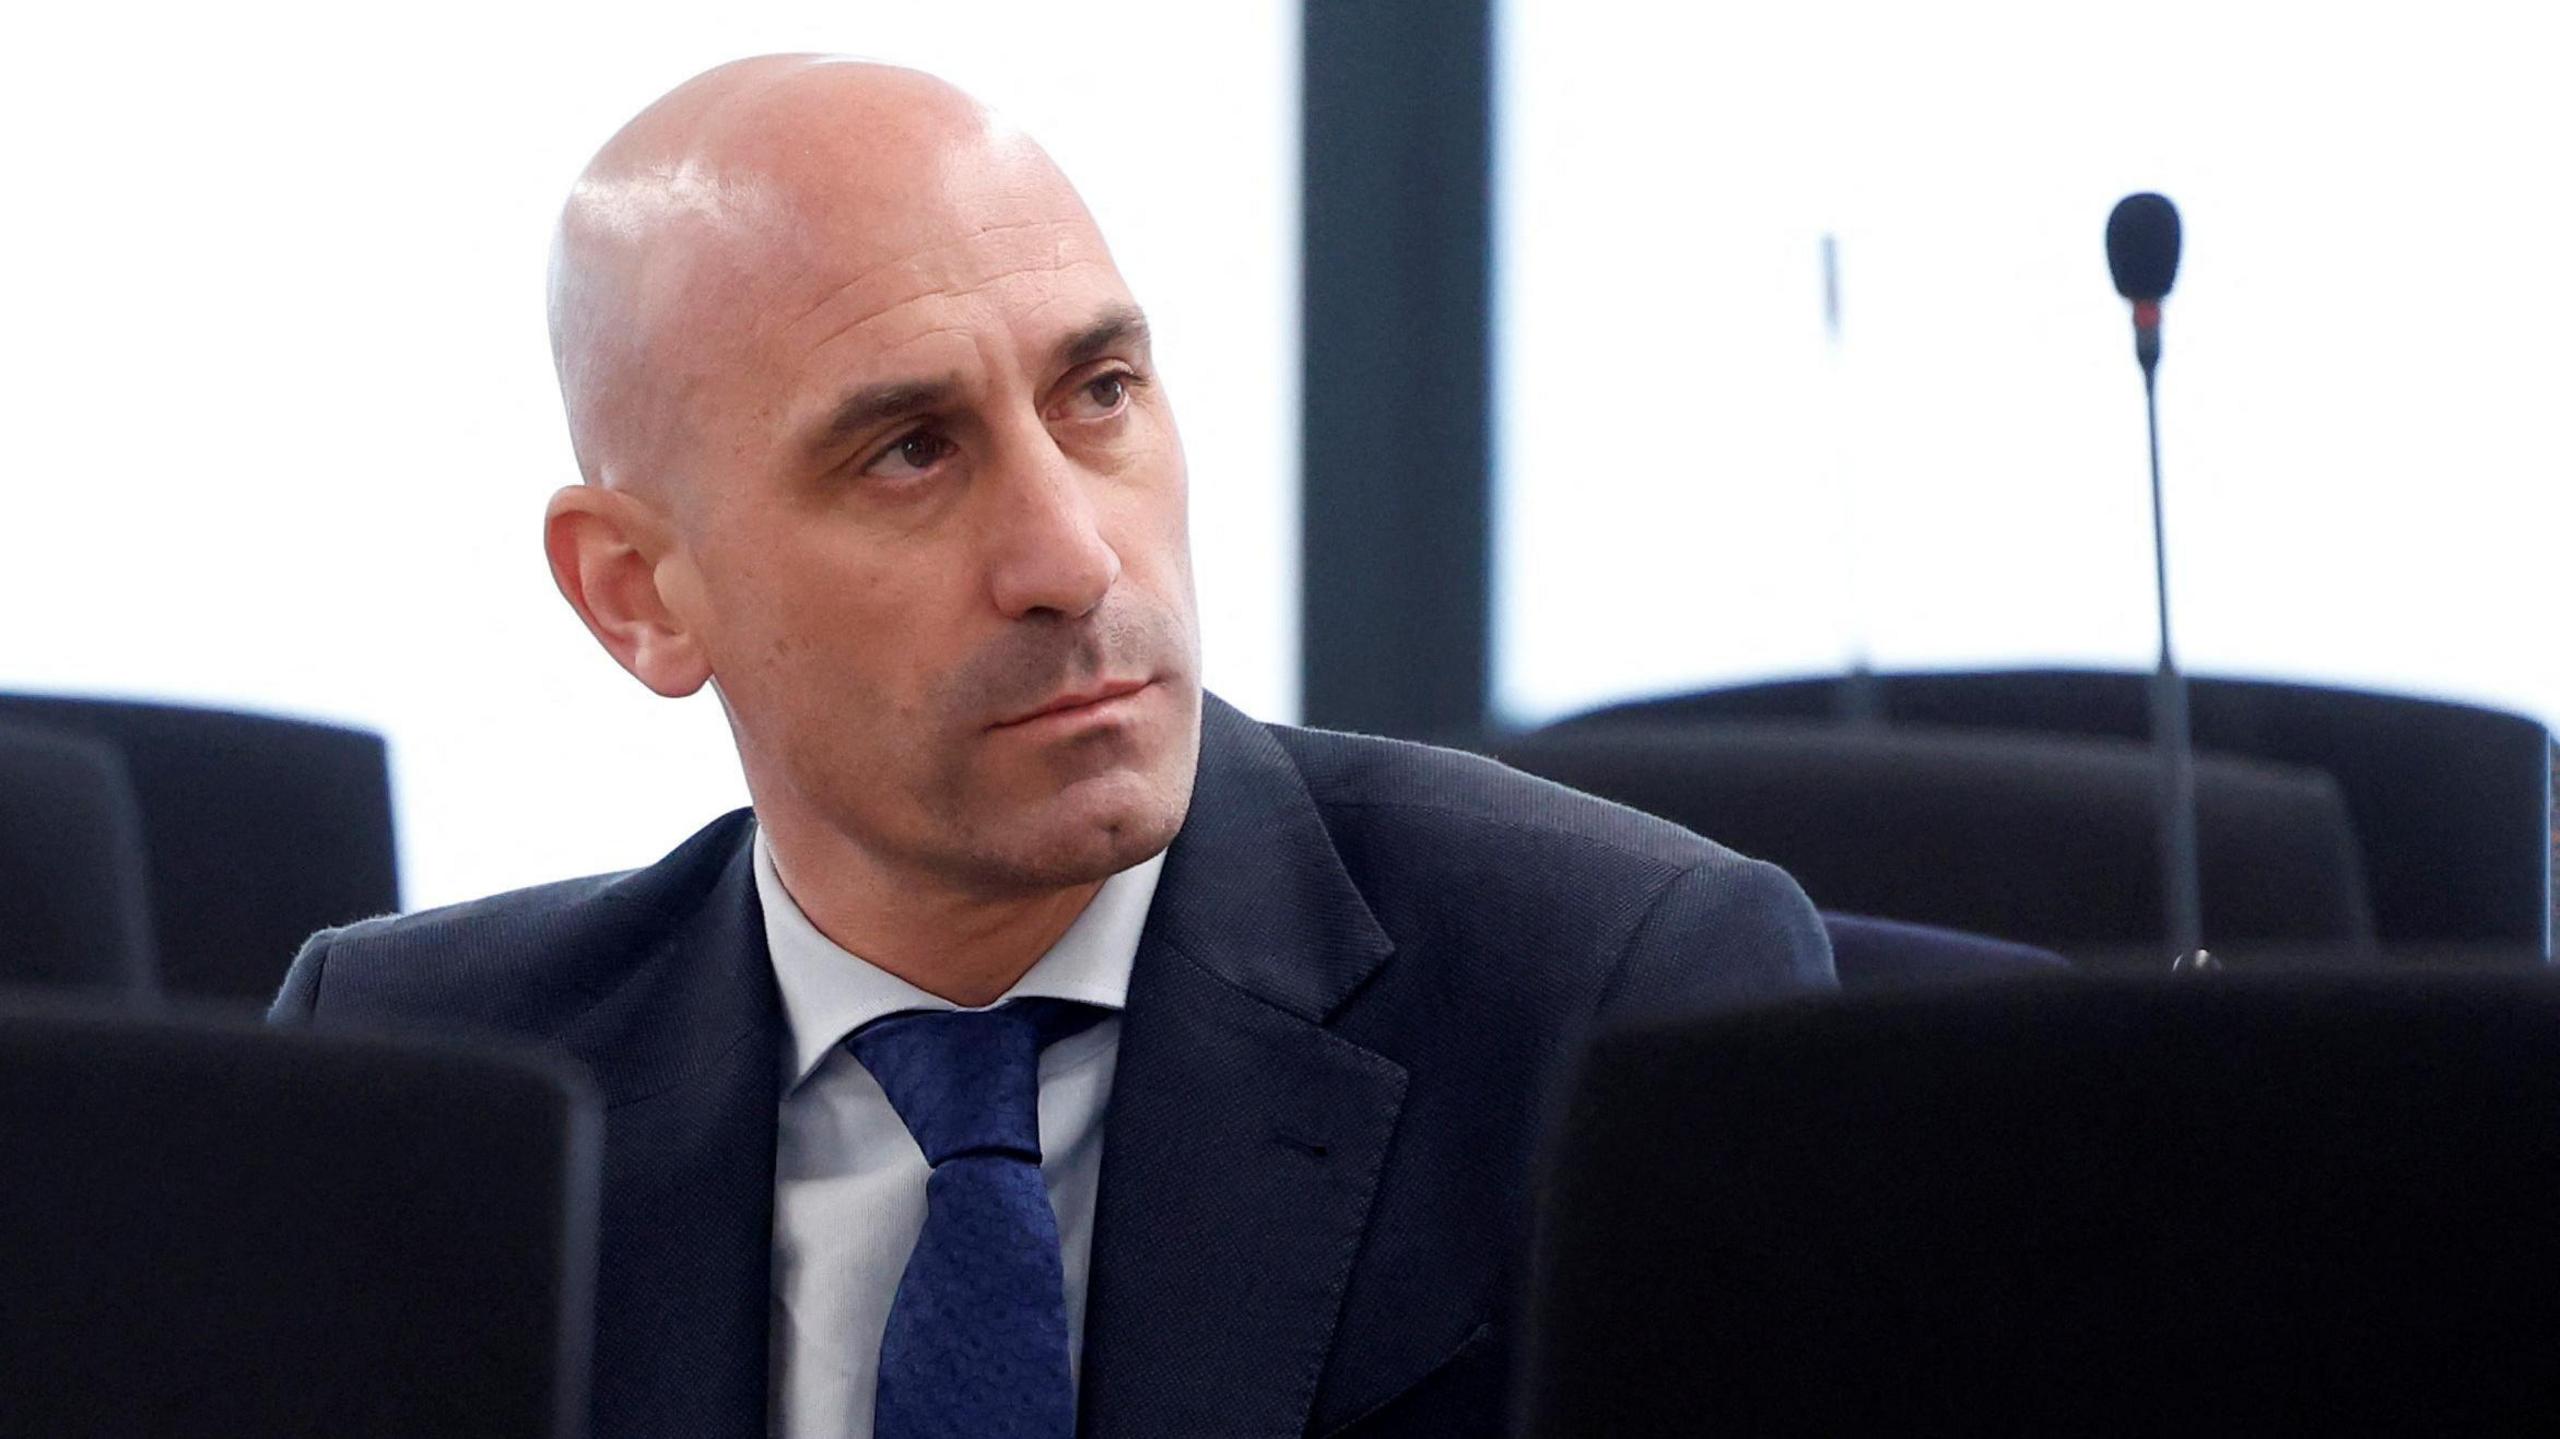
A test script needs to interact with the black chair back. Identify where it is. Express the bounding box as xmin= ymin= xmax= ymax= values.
xmin=0 ymin=1001 xmax=599 ymax=1438
xmin=0 ymin=695 xmax=399 ymax=1003
xmin=1554 ymin=670 xmax=2552 ymax=952
xmin=0 ymin=721 xmax=155 ymax=994
xmin=1523 ymin=976 xmax=2560 ymax=1435
xmin=1497 ymin=722 xmax=2373 ymax=964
